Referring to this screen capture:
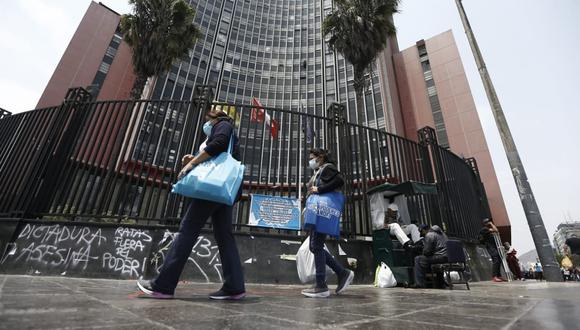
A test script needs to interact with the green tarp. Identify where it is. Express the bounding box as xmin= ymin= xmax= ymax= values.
xmin=366 ymin=180 xmax=437 ymax=196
